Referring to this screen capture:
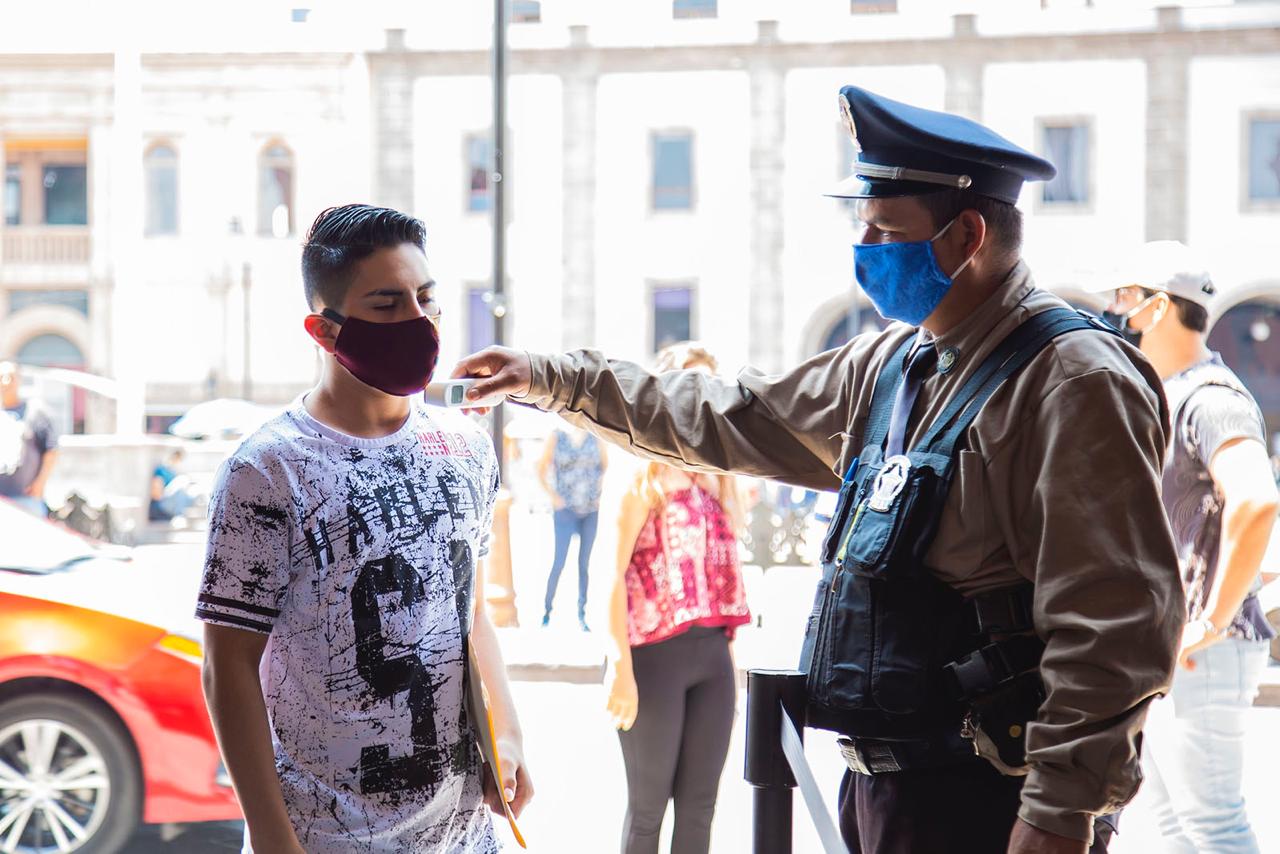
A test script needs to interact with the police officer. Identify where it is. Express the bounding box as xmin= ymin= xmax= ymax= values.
xmin=456 ymin=88 xmax=1184 ymax=854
